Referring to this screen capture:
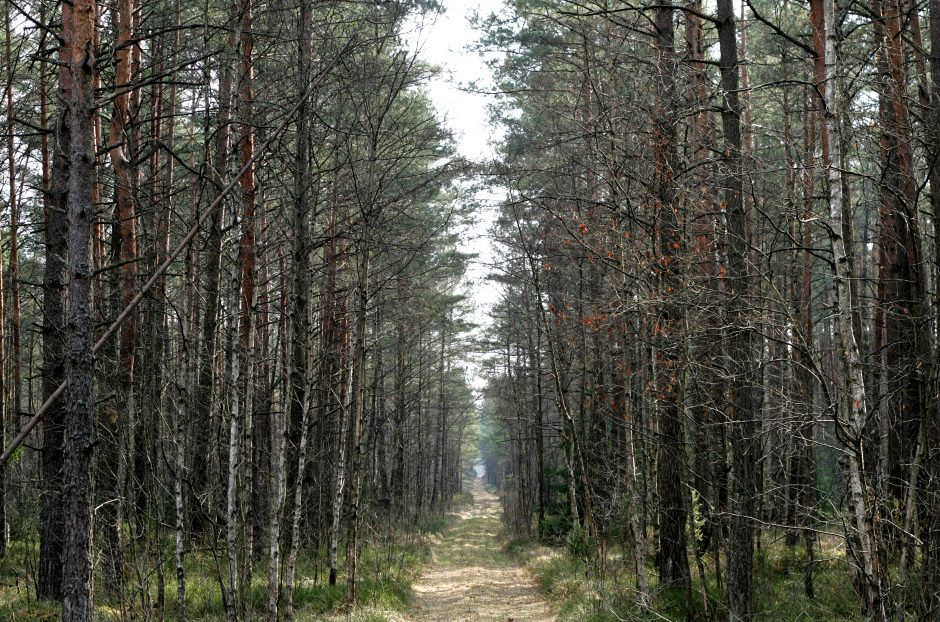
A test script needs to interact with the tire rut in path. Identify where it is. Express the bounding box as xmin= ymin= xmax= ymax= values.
xmin=407 ymin=479 xmax=555 ymax=622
